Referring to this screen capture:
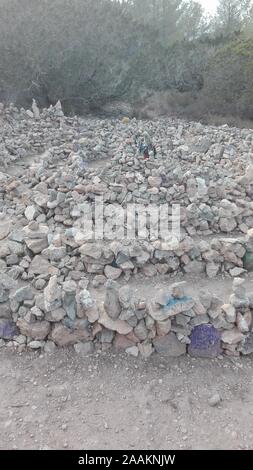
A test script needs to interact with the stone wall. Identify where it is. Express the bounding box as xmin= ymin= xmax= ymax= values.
xmin=1 ymin=271 xmax=253 ymax=358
